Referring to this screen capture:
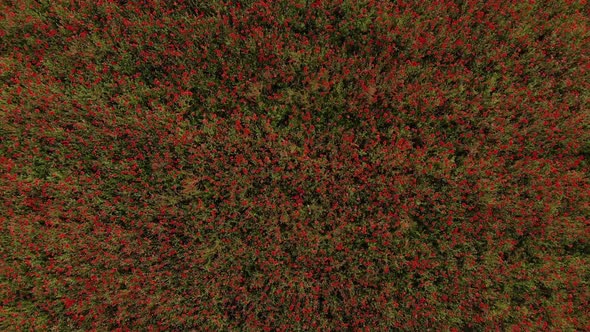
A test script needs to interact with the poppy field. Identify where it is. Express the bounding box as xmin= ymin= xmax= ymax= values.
xmin=1 ymin=0 xmax=589 ymax=330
